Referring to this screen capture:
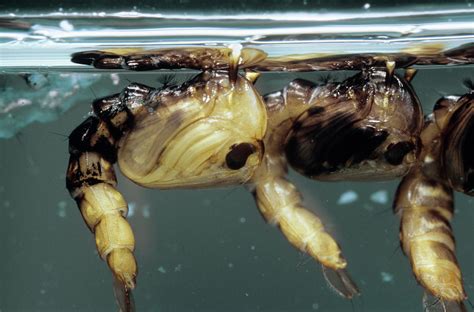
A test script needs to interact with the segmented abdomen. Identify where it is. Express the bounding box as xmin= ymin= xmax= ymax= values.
xmin=394 ymin=169 xmax=465 ymax=301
